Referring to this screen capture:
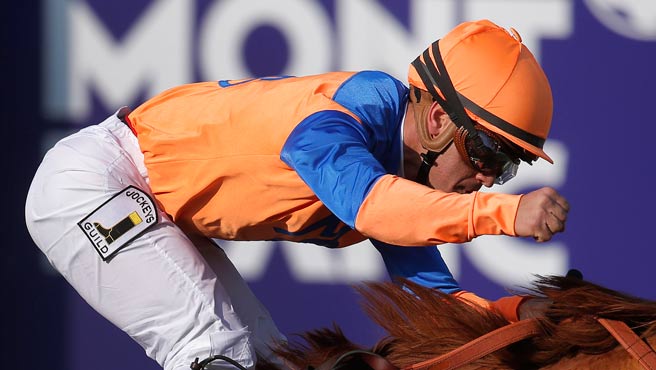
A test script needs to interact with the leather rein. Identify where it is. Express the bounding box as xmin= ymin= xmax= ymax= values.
xmin=401 ymin=318 xmax=540 ymax=370
xmin=597 ymin=318 xmax=656 ymax=370
xmin=325 ymin=317 xmax=656 ymax=370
